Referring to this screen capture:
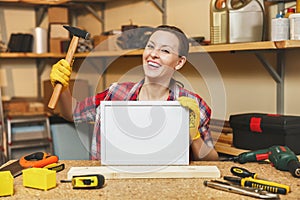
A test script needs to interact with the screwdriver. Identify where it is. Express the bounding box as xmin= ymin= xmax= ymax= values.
xmin=231 ymin=166 xmax=261 ymax=179
xmin=224 ymin=176 xmax=290 ymax=195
